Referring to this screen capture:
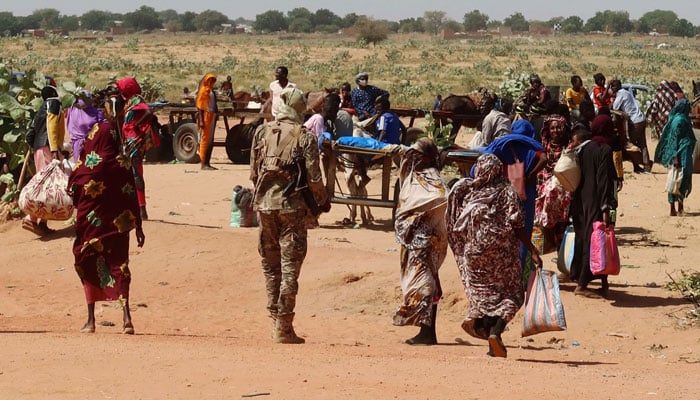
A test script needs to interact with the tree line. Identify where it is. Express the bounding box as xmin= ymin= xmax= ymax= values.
xmin=0 ymin=7 xmax=697 ymax=38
